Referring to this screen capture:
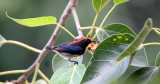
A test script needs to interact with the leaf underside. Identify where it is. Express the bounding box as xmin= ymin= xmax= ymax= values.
xmin=52 ymin=54 xmax=83 ymax=71
xmin=0 ymin=35 xmax=6 ymax=48
xmin=125 ymin=67 xmax=160 ymax=84
xmin=116 ymin=18 xmax=152 ymax=61
xmin=81 ymin=34 xmax=135 ymax=84
xmin=50 ymin=64 xmax=86 ymax=84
